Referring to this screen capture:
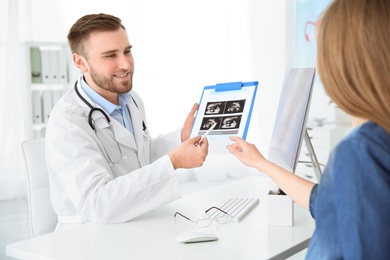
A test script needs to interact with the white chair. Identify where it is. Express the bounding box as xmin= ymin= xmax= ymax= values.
xmin=21 ymin=138 xmax=57 ymax=237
